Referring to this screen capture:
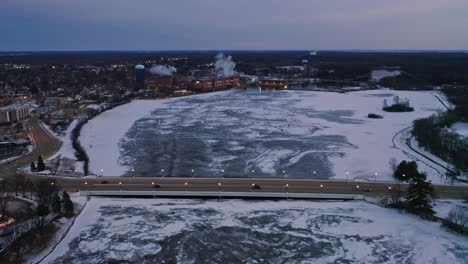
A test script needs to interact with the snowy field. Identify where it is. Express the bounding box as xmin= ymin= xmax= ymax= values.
xmin=80 ymin=89 xmax=447 ymax=182
xmin=42 ymin=198 xmax=468 ymax=264
xmin=370 ymin=70 xmax=401 ymax=81
xmin=451 ymin=122 xmax=468 ymax=138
